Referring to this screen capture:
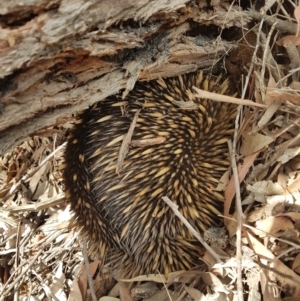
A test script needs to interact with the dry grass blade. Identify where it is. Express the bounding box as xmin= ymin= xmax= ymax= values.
xmin=161 ymin=196 xmax=225 ymax=263
xmin=116 ymin=109 xmax=140 ymax=175
xmin=193 ymin=87 xmax=267 ymax=108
